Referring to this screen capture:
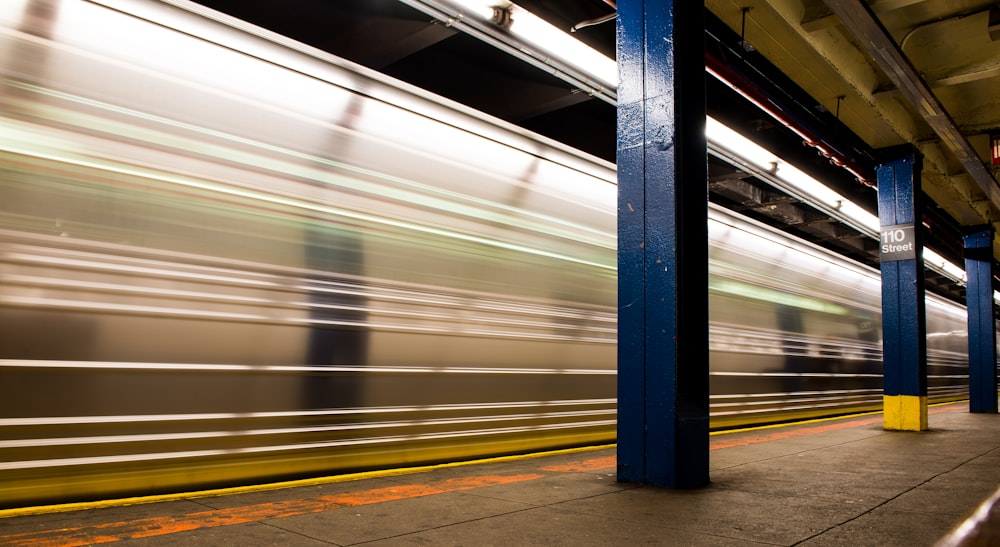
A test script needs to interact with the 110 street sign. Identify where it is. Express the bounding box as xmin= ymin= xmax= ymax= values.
xmin=880 ymin=224 xmax=916 ymax=261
